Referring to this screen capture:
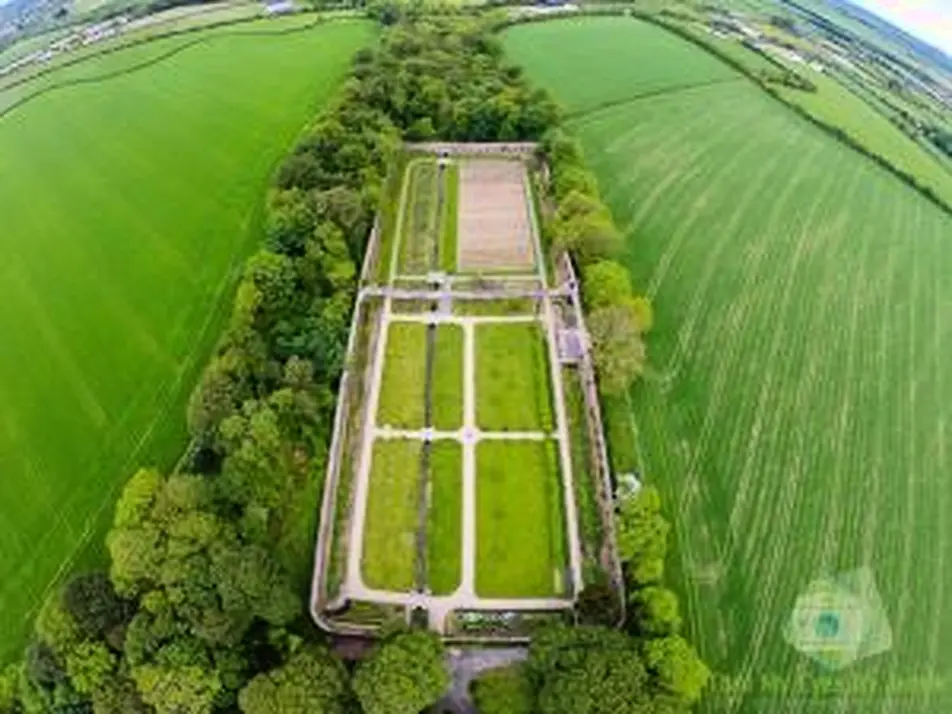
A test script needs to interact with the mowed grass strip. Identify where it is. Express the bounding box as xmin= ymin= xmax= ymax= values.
xmin=399 ymin=160 xmax=439 ymax=274
xmin=0 ymin=19 xmax=373 ymax=661
xmin=475 ymin=440 xmax=566 ymax=598
xmin=476 ymin=323 xmax=554 ymax=432
xmin=377 ymin=322 xmax=426 ymax=429
xmin=361 ymin=439 xmax=422 ymax=592
xmin=432 ymin=324 xmax=464 ymax=431
xmin=440 ymin=162 xmax=460 ymax=273
xmin=427 ymin=441 xmax=462 ymax=595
